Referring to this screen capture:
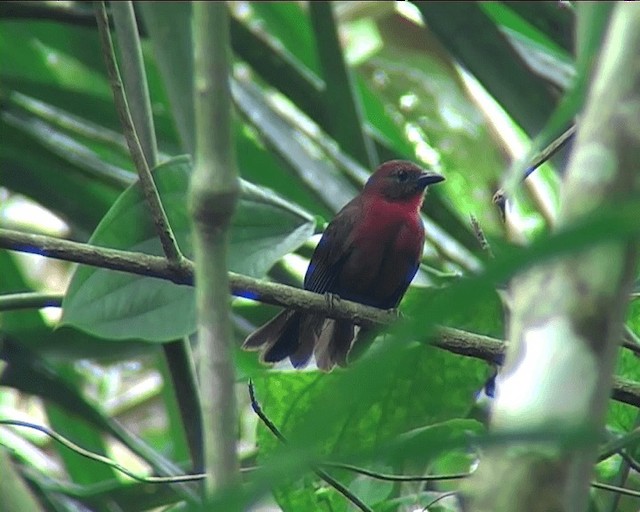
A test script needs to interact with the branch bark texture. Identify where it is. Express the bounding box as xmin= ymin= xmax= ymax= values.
xmin=465 ymin=5 xmax=640 ymax=511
